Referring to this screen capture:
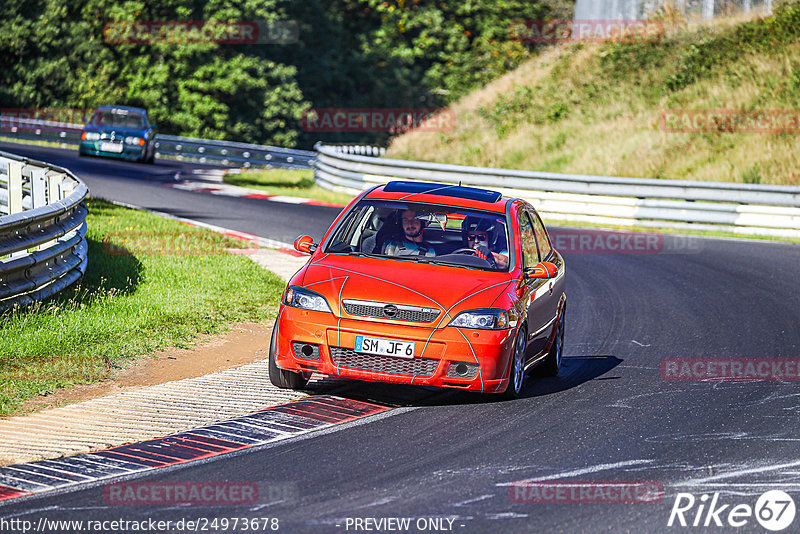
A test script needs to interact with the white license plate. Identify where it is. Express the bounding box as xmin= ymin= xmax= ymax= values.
xmin=355 ymin=335 xmax=415 ymax=359
xmin=99 ymin=142 xmax=123 ymax=153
